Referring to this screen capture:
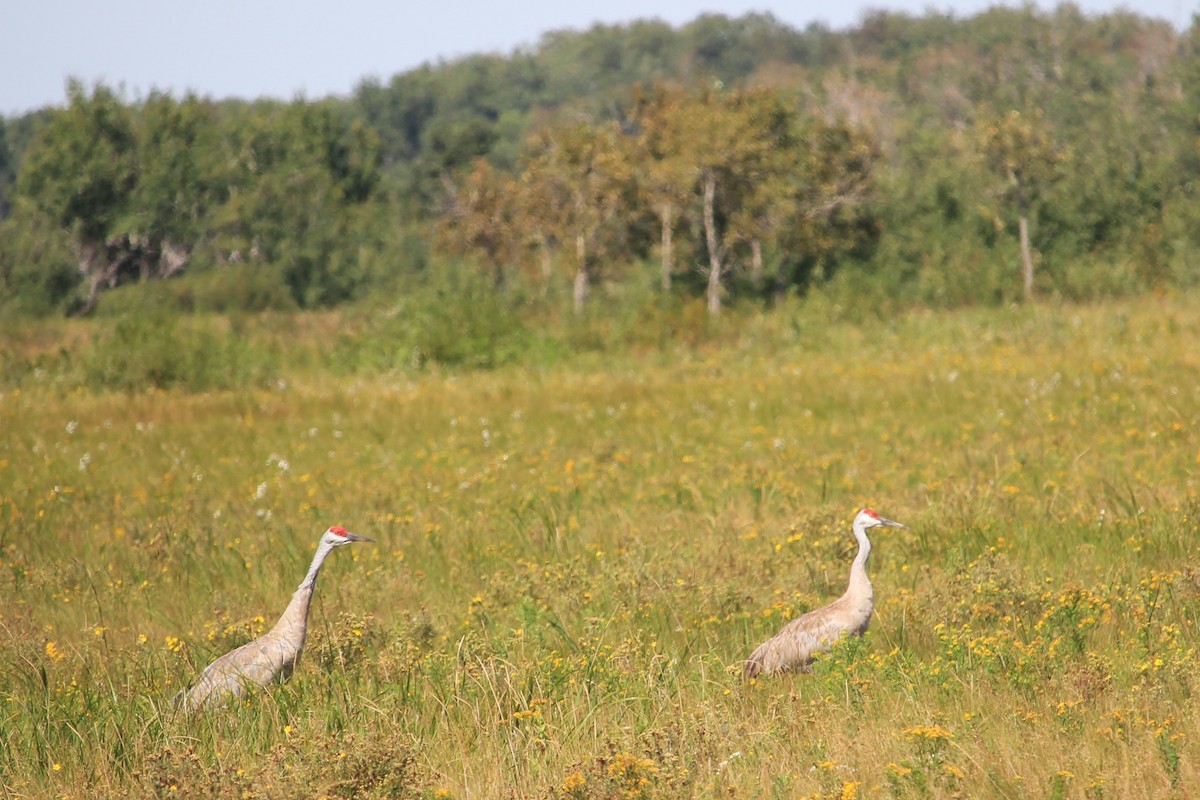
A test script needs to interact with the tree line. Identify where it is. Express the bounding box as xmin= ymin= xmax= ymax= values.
xmin=0 ymin=5 xmax=1197 ymax=318
xmin=438 ymin=84 xmax=879 ymax=315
